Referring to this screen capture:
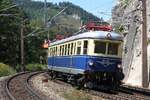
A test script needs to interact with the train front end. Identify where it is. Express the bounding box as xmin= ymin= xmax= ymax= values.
xmin=83 ymin=38 xmax=124 ymax=86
